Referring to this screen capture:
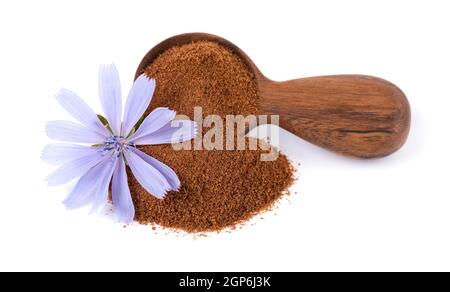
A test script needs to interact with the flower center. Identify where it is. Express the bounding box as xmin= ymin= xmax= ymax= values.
xmin=101 ymin=136 xmax=132 ymax=157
